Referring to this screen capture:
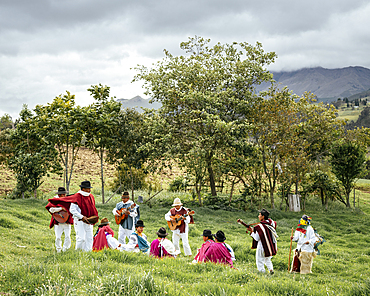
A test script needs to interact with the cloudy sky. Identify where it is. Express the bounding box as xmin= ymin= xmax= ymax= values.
xmin=1 ymin=0 xmax=370 ymax=119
